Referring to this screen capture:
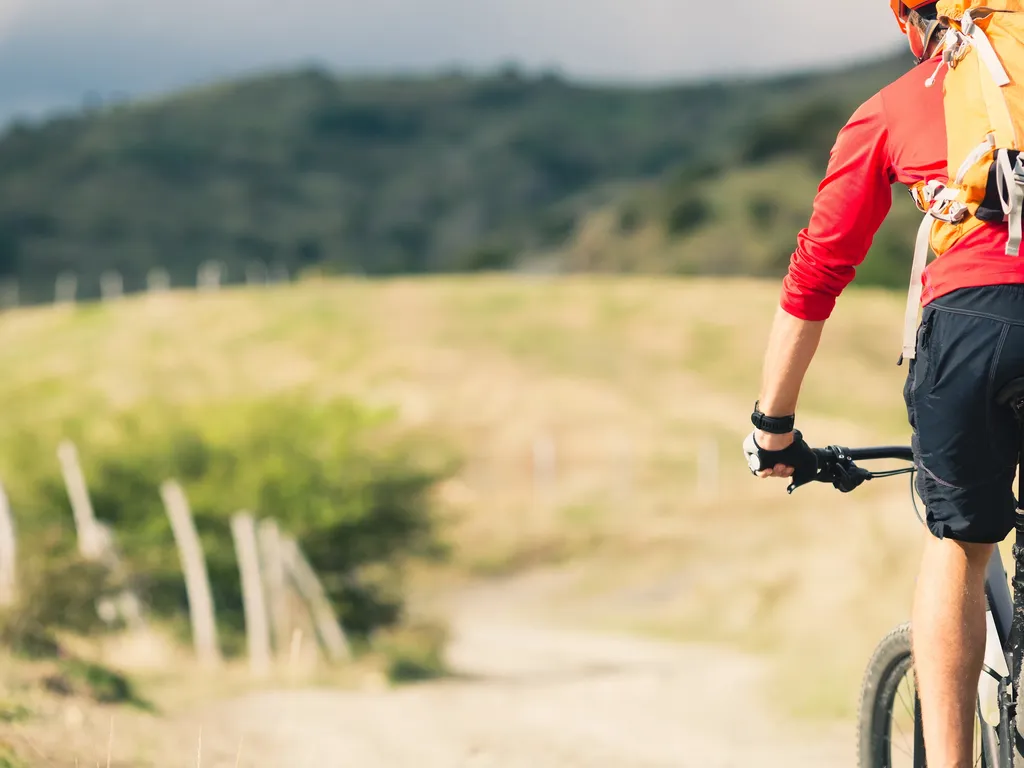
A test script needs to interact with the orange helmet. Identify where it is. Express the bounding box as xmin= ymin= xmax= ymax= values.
xmin=890 ymin=0 xmax=937 ymax=33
